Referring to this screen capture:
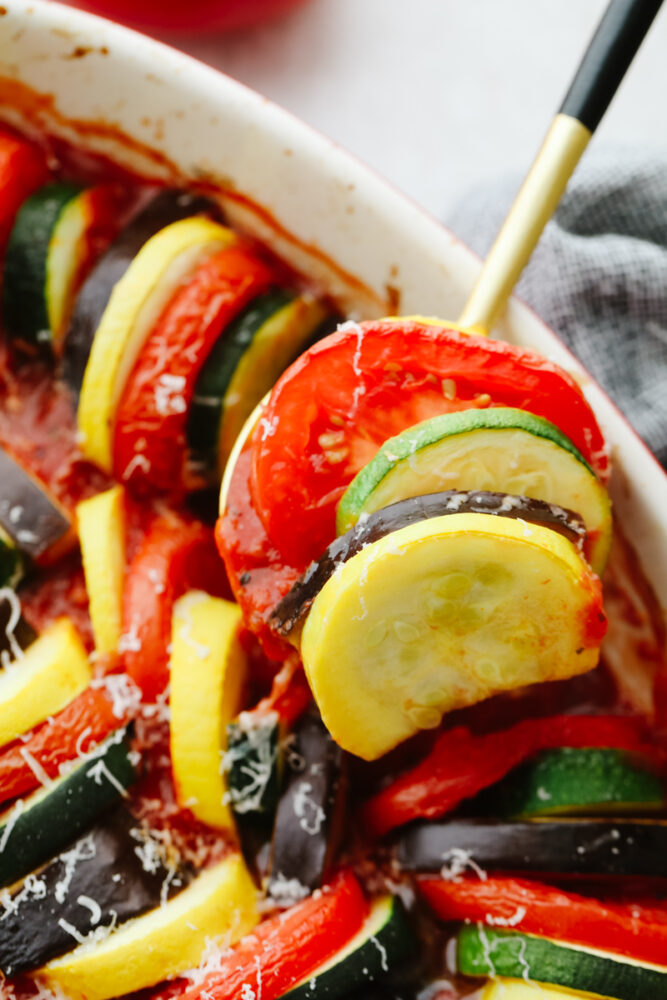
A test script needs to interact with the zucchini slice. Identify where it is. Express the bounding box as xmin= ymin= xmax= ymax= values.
xmin=267 ymin=709 xmax=346 ymax=903
xmin=477 ymin=747 xmax=665 ymax=818
xmin=0 ymin=588 xmax=36 ymax=666
xmin=76 ymin=485 xmax=126 ymax=657
xmin=169 ymin=591 xmax=247 ymax=830
xmin=0 ymin=727 xmax=137 ymax=889
xmin=457 ymin=925 xmax=667 ymax=1000
xmin=300 ymin=513 xmax=605 ymax=760
xmin=0 ymin=617 xmax=91 ymax=748
xmin=0 ymin=445 xmax=75 ymax=568
xmin=283 ymin=895 xmax=415 ymax=1000
xmin=188 ymin=290 xmax=328 ymax=481
xmin=398 ymin=818 xmax=667 ymax=878
xmin=482 ymin=980 xmax=613 ymax=999
xmin=3 ymin=182 xmax=81 ymax=349
xmin=225 ymin=712 xmax=281 ymax=820
xmin=38 ymin=853 xmax=258 ymax=1000
xmin=0 ymin=526 xmax=22 ymax=590
xmin=78 ymin=216 xmax=236 ymax=472
xmin=272 ymin=490 xmax=587 ymax=641
xmin=336 ymin=408 xmax=612 ymax=574
xmin=64 ymin=189 xmax=221 ymax=394
xmin=0 ymin=806 xmax=187 ymax=976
